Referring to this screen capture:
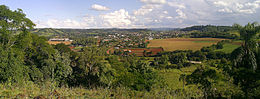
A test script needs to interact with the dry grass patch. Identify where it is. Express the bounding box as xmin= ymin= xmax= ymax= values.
xmin=148 ymin=38 xmax=226 ymax=51
xmin=48 ymin=41 xmax=72 ymax=45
